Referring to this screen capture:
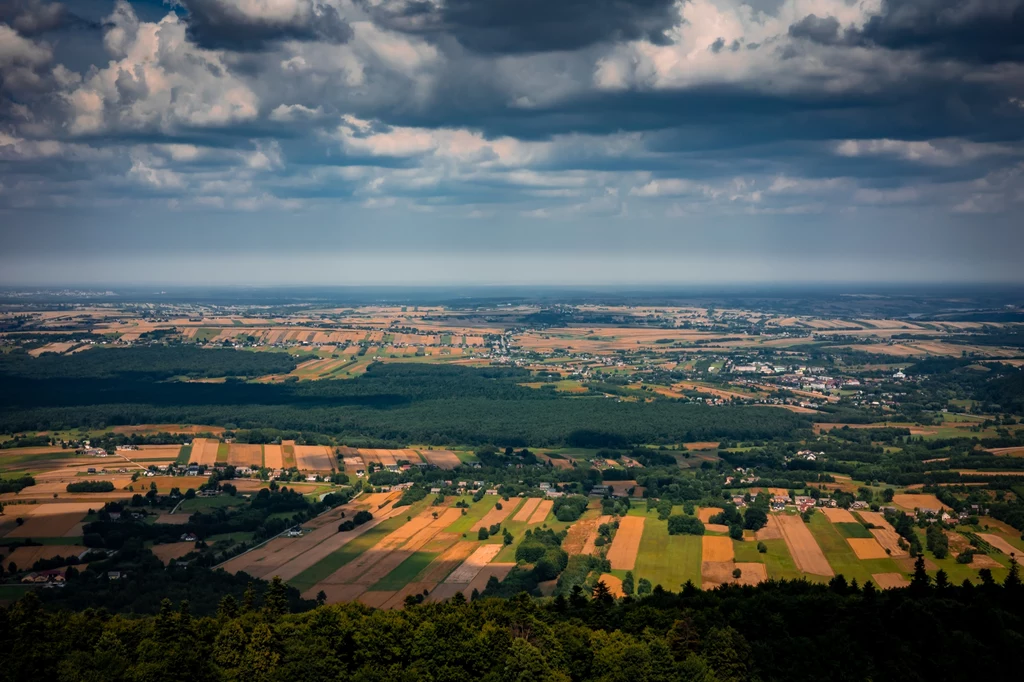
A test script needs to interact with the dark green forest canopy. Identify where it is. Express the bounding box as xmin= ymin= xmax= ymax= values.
xmin=4 ymin=575 xmax=1024 ymax=682
xmin=0 ymin=346 xmax=300 ymax=380
xmin=0 ymin=358 xmax=810 ymax=446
